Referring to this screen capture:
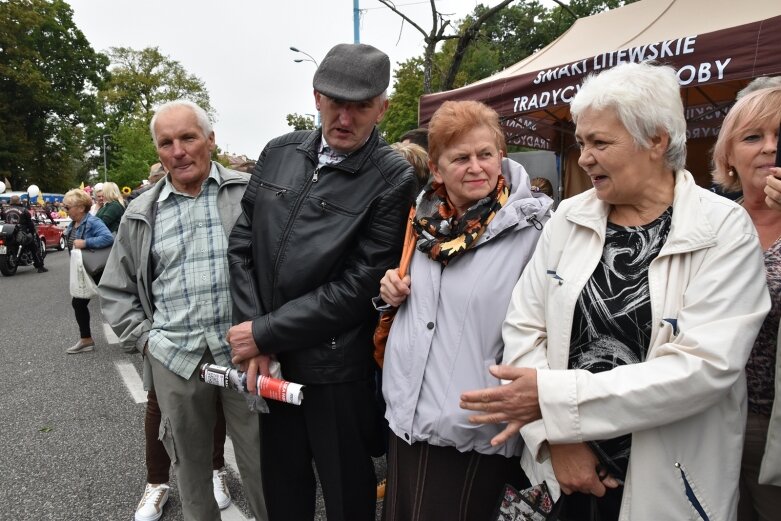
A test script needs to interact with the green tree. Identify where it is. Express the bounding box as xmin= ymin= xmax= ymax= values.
xmin=98 ymin=46 xmax=213 ymax=188
xmin=379 ymin=58 xmax=427 ymax=143
xmin=100 ymin=46 xmax=212 ymax=128
xmin=382 ymin=0 xmax=639 ymax=141
xmin=286 ymin=113 xmax=317 ymax=131
xmin=106 ymin=120 xmax=157 ymax=190
xmin=0 ymin=0 xmax=109 ymax=192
